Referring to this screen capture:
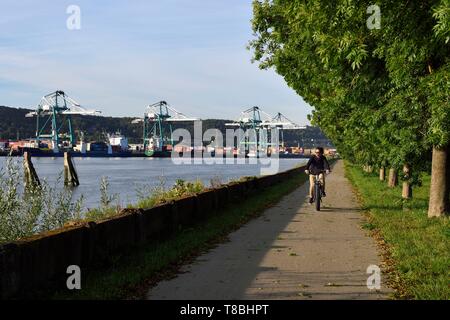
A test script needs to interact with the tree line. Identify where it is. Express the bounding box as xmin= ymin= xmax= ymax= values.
xmin=250 ymin=0 xmax=450 ymax=217
xmin=0 ymin=106 xmax=332 ymax=148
